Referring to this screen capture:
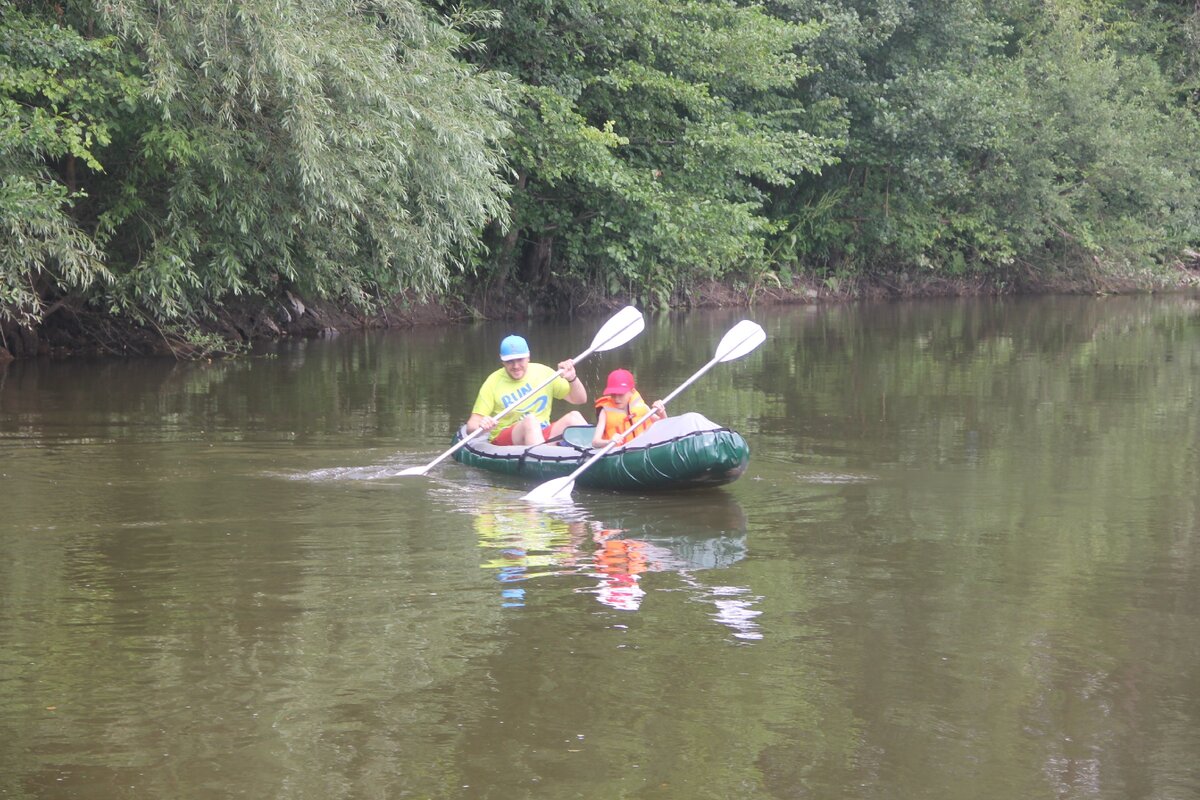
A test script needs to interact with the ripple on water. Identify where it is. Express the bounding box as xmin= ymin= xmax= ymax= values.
xmin=802 ymin=471 xmax=877 ymax=485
